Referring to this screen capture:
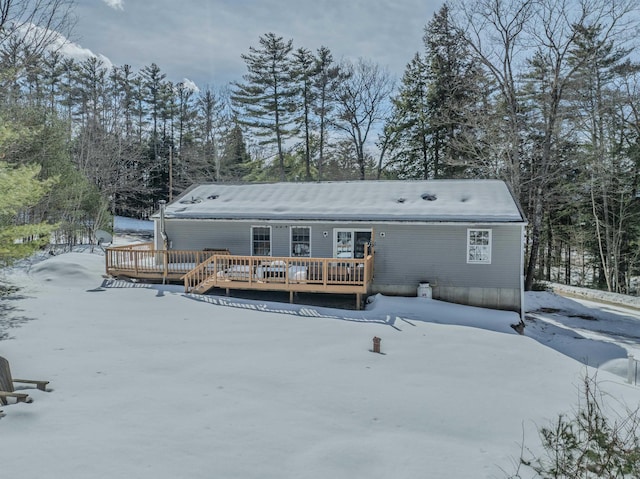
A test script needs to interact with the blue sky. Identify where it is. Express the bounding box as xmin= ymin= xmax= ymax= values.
xmin=66 ymin=0 xmax=444 ymax=88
